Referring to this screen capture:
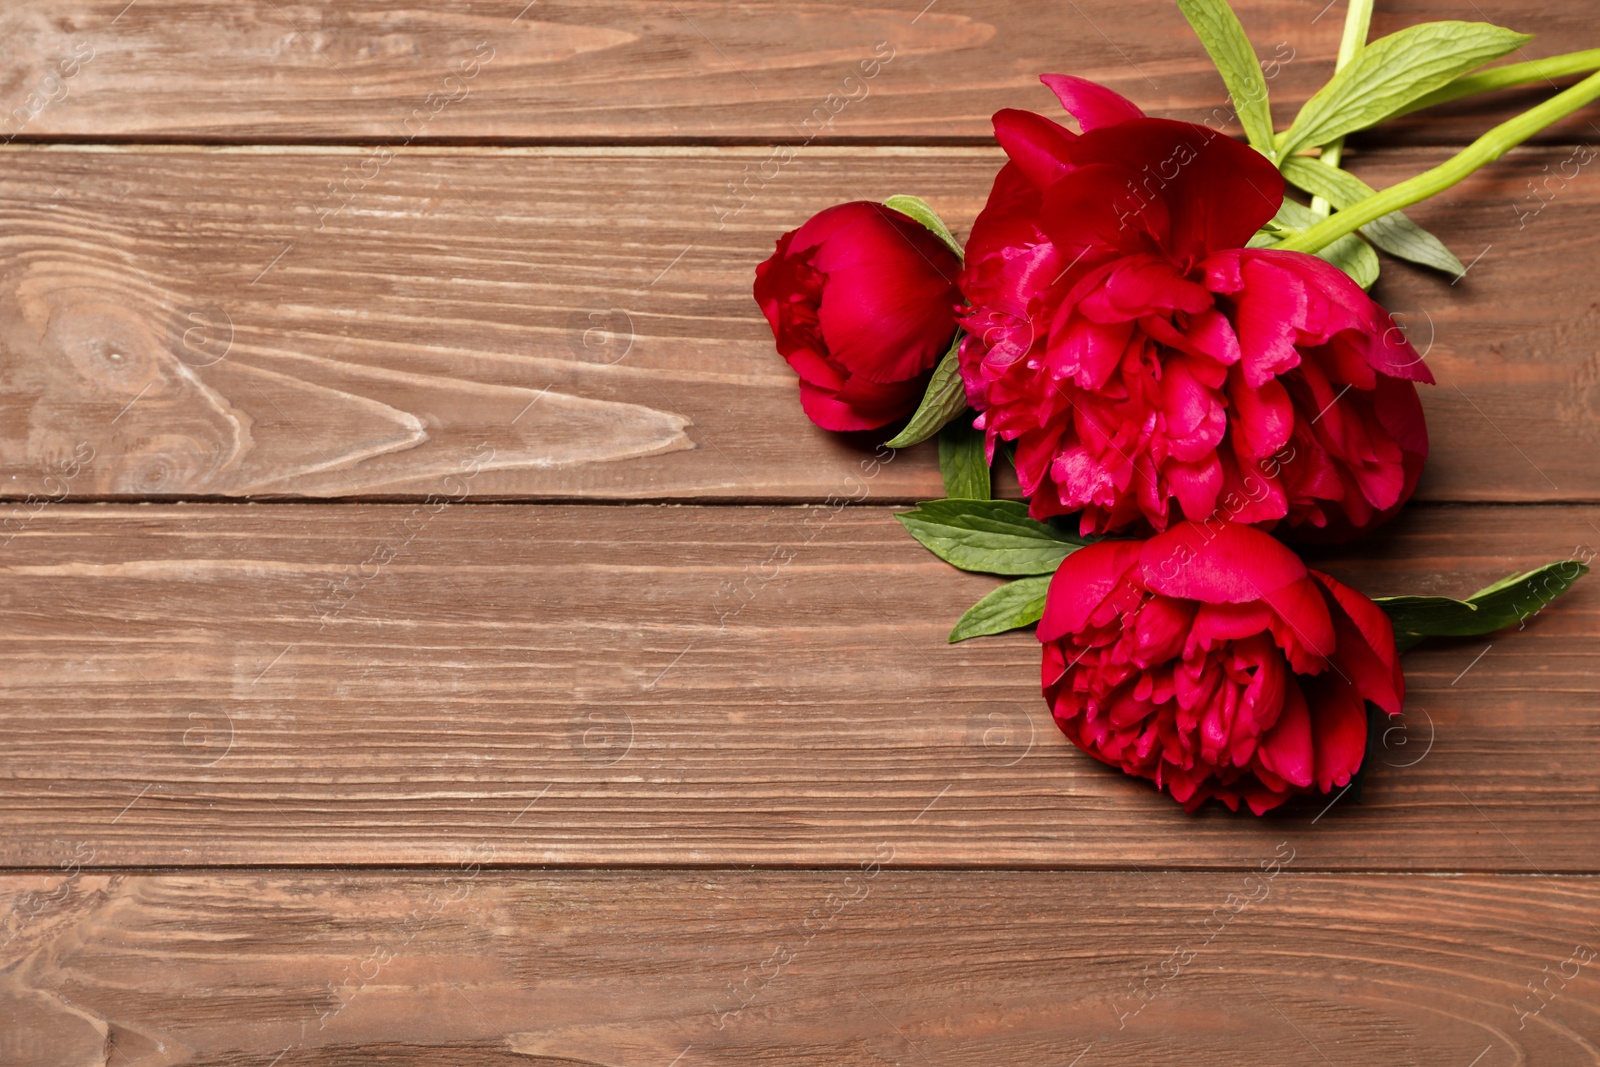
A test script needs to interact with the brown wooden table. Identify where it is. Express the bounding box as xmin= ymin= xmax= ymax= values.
xmin=2 ymin=2 xmax=1598 ymax=1063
